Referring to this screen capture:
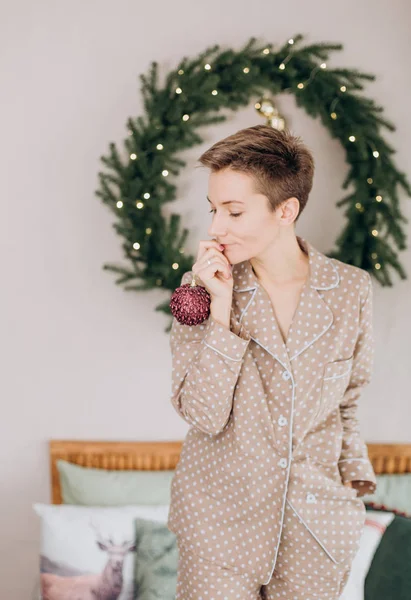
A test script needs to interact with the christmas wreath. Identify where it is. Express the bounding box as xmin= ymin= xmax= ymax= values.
xmin=95 ymin=34 xmax=410 ymax=331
